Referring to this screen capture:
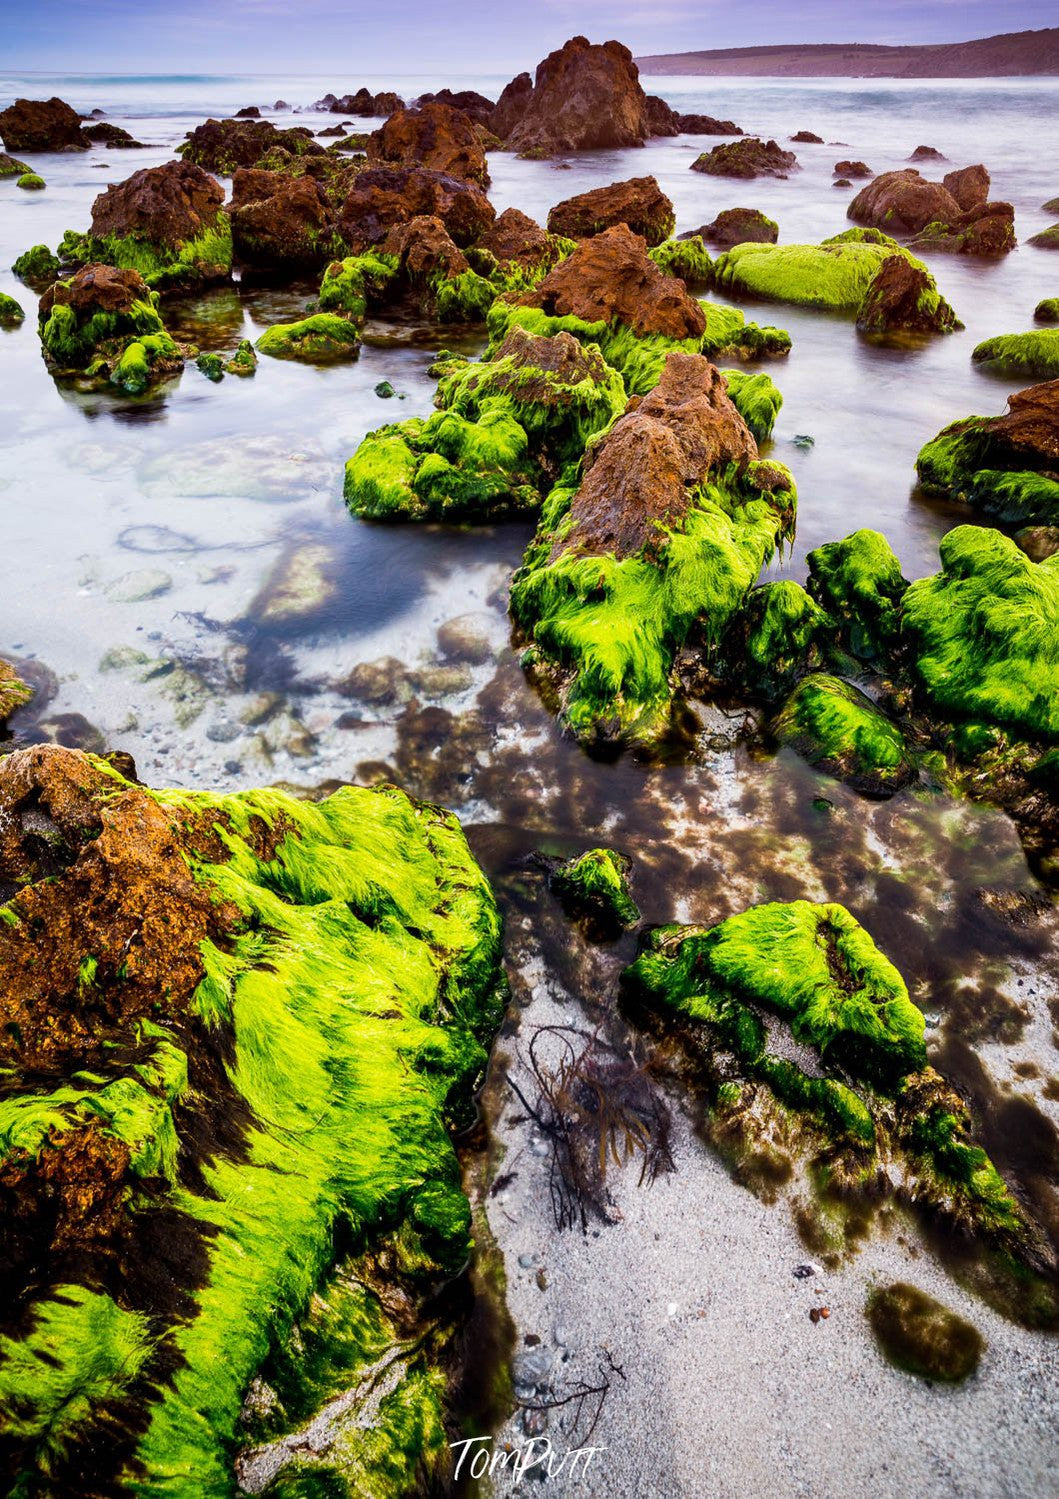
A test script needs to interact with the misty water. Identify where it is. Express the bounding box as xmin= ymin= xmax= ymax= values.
xmin=2 ymin=69 xmax=1059 ymax=1496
